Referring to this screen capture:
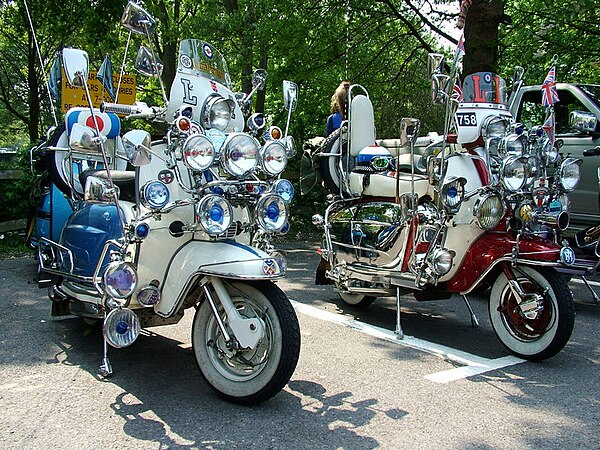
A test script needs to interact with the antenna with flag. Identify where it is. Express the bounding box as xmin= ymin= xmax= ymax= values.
xmin=22 ymin=0 xmax=58 ymax=126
